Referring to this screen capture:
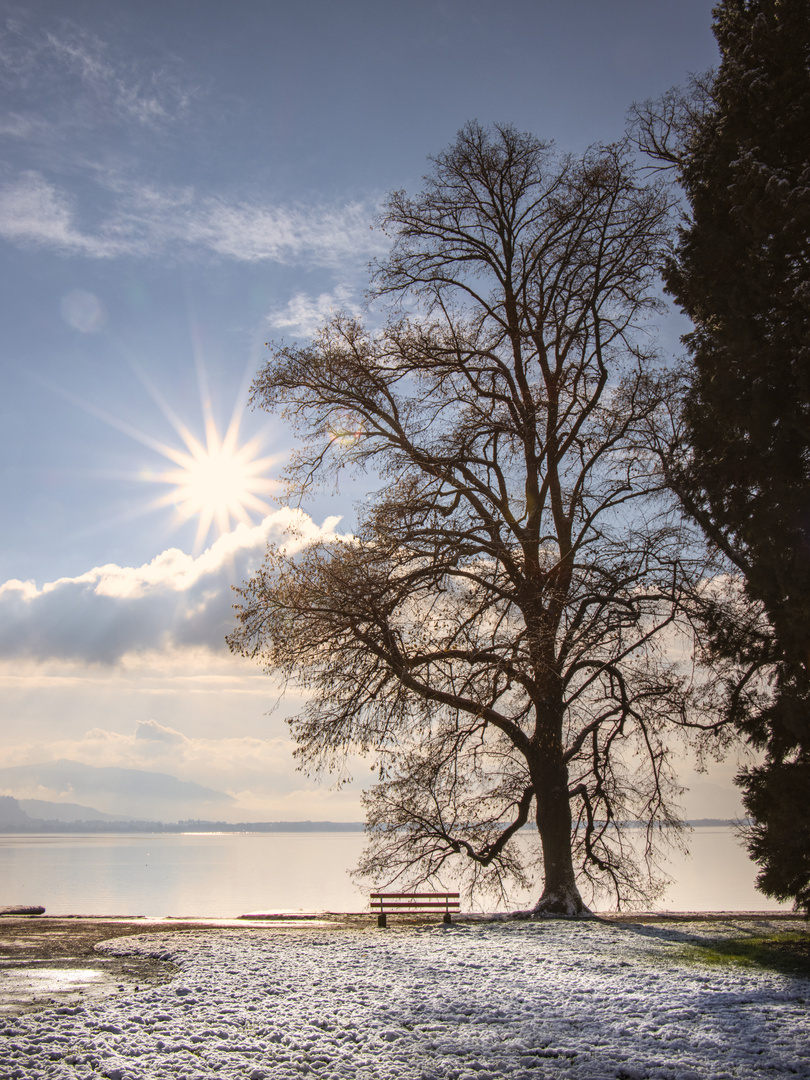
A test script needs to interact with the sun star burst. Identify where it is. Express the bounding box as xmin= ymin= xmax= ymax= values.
xmin=155 ymin=417 xmax=279 ymax=550
xmin=51 ymin=349 xmax=281 ymax=551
